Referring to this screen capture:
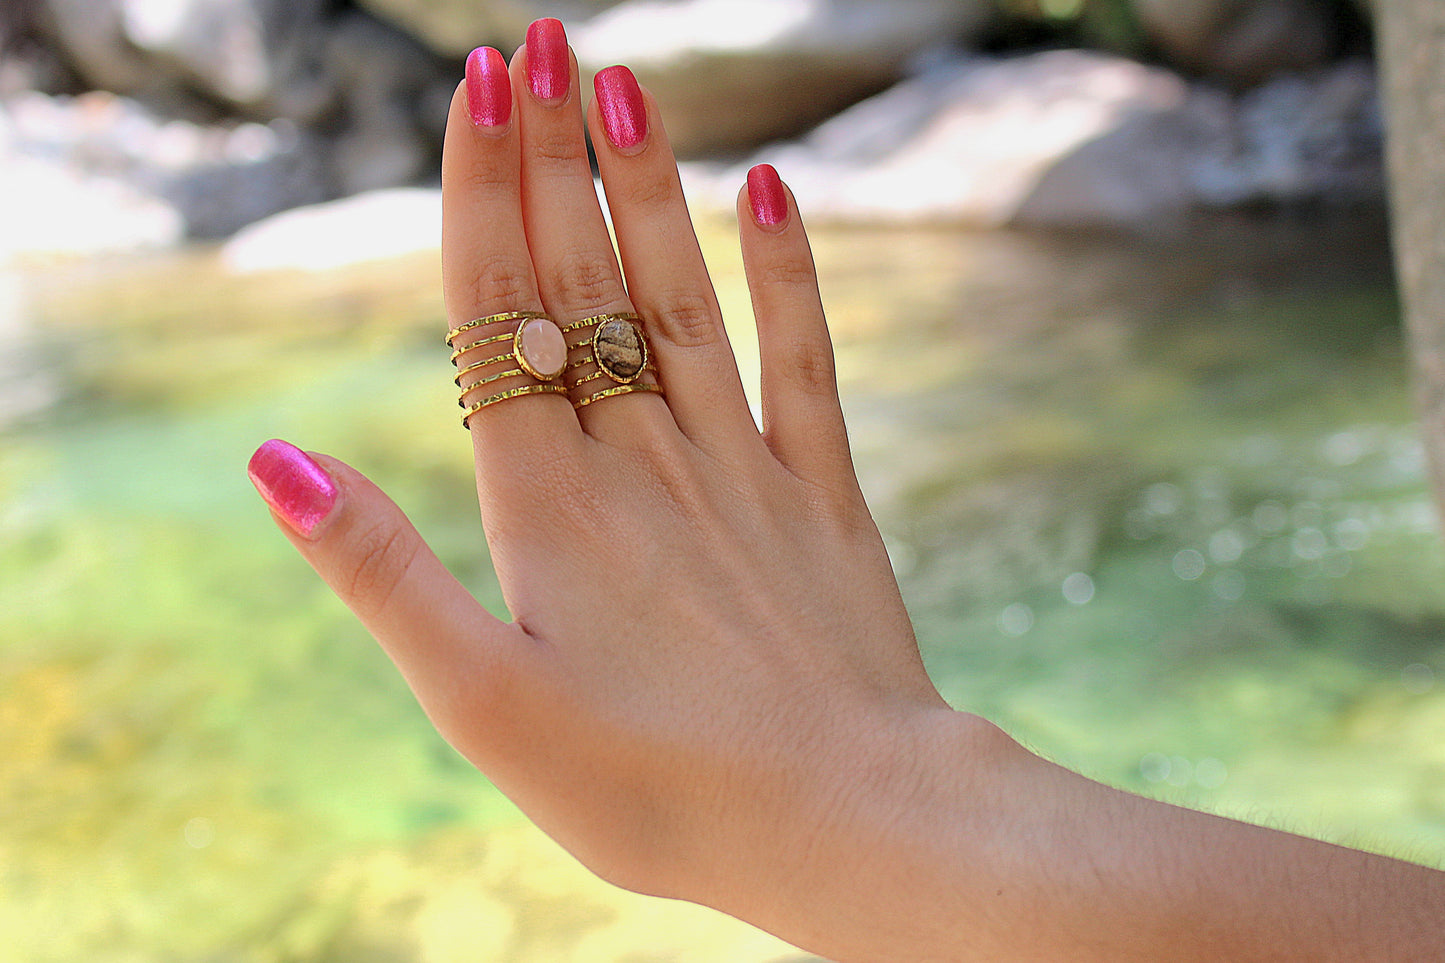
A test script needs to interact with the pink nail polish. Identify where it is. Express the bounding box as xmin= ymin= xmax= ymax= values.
xmin=747 ymin=164 xmax=788 ymax=227
xmin=465 ymin=46 xmax=511 ymax=128
xmin=594 ymin=65 xmax=648 ymax=150
xmin=248 ymin=439 xmax=337 ymax=537
xmin=525 ymin=18 xmax=569 ymax=102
